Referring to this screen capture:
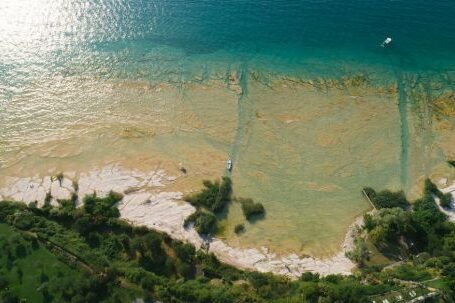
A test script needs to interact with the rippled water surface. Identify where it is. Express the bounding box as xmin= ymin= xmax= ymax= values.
xmin=2 ymin=0 xmax=455 ymax=256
